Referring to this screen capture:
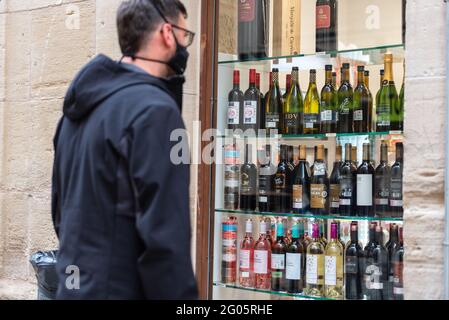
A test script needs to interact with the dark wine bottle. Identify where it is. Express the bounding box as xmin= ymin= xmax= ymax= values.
xmin=274 ymin=145 xmax=290 ymax=213
xmin=283 ymin=67 xmax=304 ymax=134
xmin=271 ymin=220 xmax=287 ymax=292
xmin=338 ymin=63 xmax=354 ymax=133
xmin=375 ymin=142 xmax=391 ymax=217
xmin=339 ymin=143 xmax=356 ymax=216
xmin=258 ymin=145 xmax=276 ymax=212
xmin=386 ymin=224 xmax=400 ymax=300
xmin=368 ymin=226 xmax=389 ymax=300
xmin=286 ymin=145 xmax=295 ymax=212
xmin=353 ymin=66 xmax=370 ymax=133
xmin=392 ymin=227 xmax=404 ymax=300
xmin=345 ymin=222 xmax=363 ymax=300
xmin=356 ymin=143 xmax=375 ymax=217
xmin=316 ymin=0 xmax=338 ymax=53
xmin=257 ymin=73 xmax=265 ymax=130
xmin=238 ymin=0 xmax=267 ymax=60
xmin=292 ymin=146 xmax=311 ymax=214
xmin=320 ymin=65 xmax=338 ymax=134
xmin=243 ymin=69 xmax=261 ymax=133
xmin=240 ymin=143 xmax=257 ymax=211
xmin=310 ymin=145 xmax=330 ymax=216
xmin=362 ymin=222 xmax=378 ymax=300
xmin=227 ymin=70 xmax=244 ymax=130
xmin=286 ymin=221 xmax=305 ymax=293
xmin=329 ymin=145 xmax=342 ymax=215
xmin=390 ymin=143 xmax=404 ymax=217
xmin=265 ymin=68 xmax=283 ymax=133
